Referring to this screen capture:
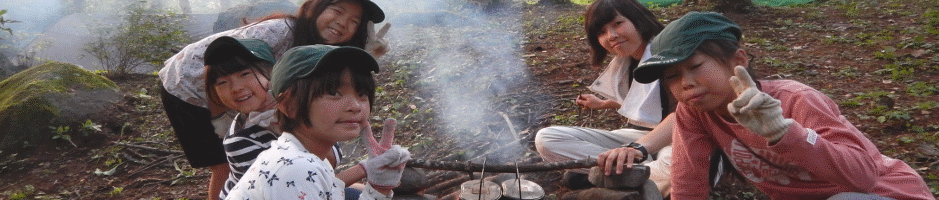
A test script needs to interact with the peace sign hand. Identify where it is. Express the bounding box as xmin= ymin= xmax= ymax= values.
xmin=358 ymin=118 xmax=410 ymax=190
xmin=727 ymin=66 xmax=793 ymax=143
xmin=365 ymin=21 xmax=391 ymax=59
